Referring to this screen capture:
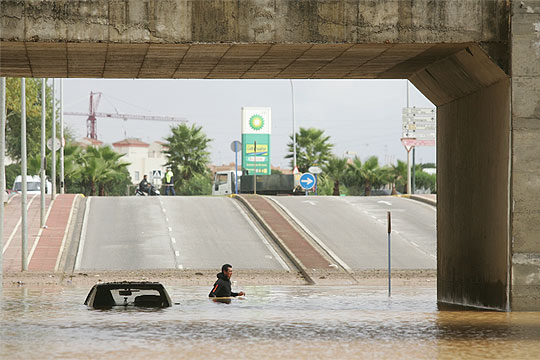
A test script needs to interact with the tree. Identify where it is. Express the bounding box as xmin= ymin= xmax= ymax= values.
xmin=163 ymin=124 xmax=212 ymax=193
xmin=324 ymin=156 xmax=349 ymax=196
xmin=27 ymin=143 xmax=83 ymax=192
xmin=388 ymin=159 xmax=407 ymax=194
xmin=346 ymin=156 xmax=386 ymax=196
xmin=286 ymin=127 xmax=333 ymax=172
xmin=5 ymin=78 xmax=56 ymax=161
xmin=79 ymin=146 xmax=130 ymax=196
